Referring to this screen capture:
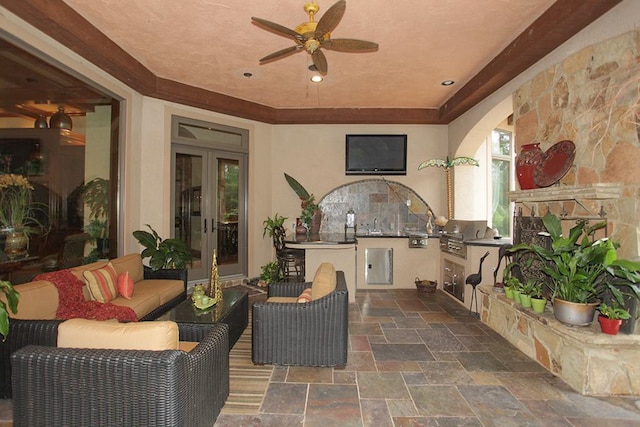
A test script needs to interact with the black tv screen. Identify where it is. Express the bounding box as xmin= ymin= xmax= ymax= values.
xmin=345 ymin=134 xmax=407 ymax=175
